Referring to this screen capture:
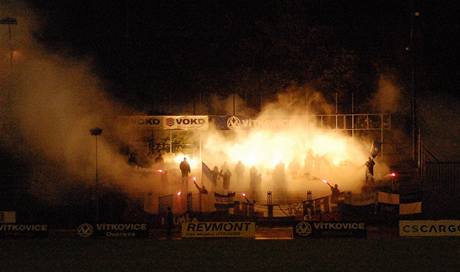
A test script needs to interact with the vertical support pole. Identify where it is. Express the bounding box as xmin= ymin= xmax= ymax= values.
xmin=95 ymin=135 xmax=99 ymax=223
xmin=169 ymin=130 xmax=173 ymax=153
xmin=267 ymin=191 xmax=273 ymax=219
xmin=233 ymin=93 xmax=236 ymax=116
xmin=380 ymin=114 xmax=384 ymax=162
xmin=352 ymin=113 xmax=354 ymax=138
xmin=335 ymin=92 xmax=338 ymax=130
